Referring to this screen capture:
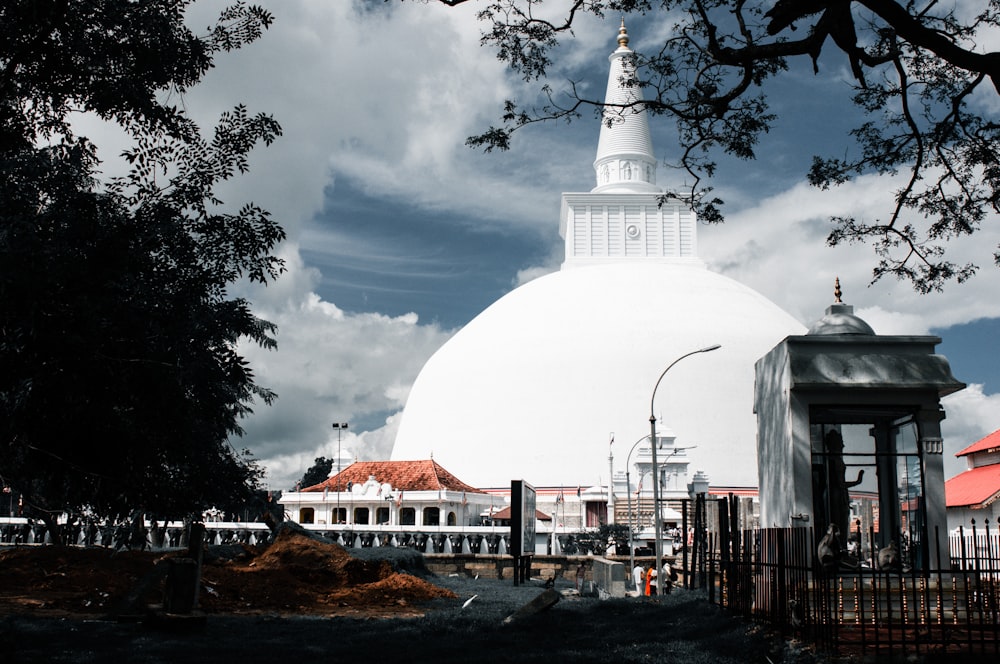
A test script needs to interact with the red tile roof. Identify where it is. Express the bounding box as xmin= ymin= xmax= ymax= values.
xmin=490 ymin=506 xmax=552 ymax=521
xmin=945 ymin=464 xmax=1000 ymax=508
xmin=302 ymin=459 xmax=485 ymax=494
xmin=955 ymin=428 xmax=1000 ymax=457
